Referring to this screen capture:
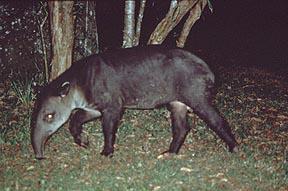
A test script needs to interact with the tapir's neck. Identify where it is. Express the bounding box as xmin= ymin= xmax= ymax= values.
xmin=70 ymin=85 xmax=102 ymax=117
xmin=71 ymin=85 xmax=89 ymax=109
xmin=70 ymin=85 xmax=97 ymax=110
